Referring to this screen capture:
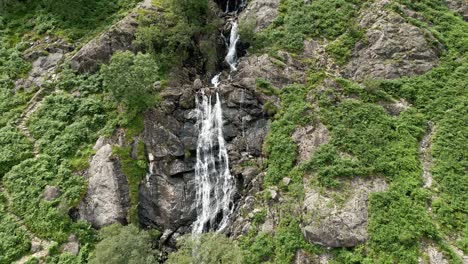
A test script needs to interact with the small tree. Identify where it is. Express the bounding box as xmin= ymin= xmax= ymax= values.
xmin=101 ymin=51 xmax=160 ymax=115
xmin=167 ymin=233 xmax=244 ymax=264
xmin=88 ymin=224 xmax=158 ymax=264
